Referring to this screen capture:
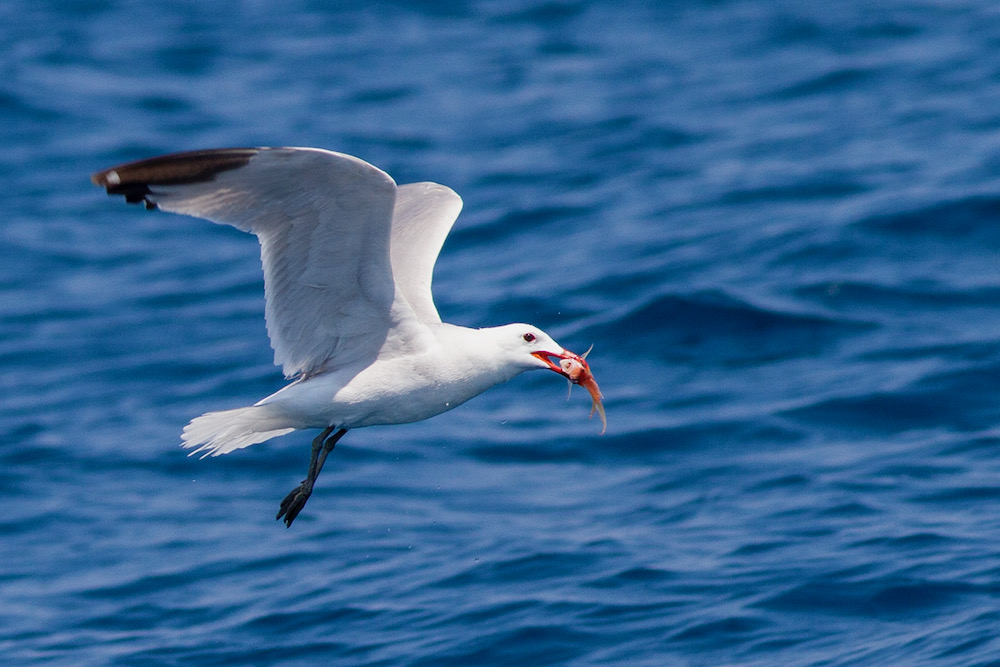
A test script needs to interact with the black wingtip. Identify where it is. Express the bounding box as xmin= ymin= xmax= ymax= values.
xmin=91 ymin=147 xmax=262 ymax=208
